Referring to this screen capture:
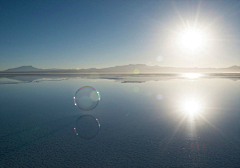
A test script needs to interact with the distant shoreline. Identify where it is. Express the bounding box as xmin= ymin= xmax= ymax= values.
xmin=2 ymin=65 xmax=240 ymax=74
xmin=1 ymin=72 xmax=240 ymax=75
